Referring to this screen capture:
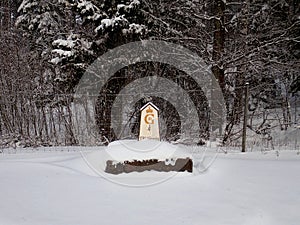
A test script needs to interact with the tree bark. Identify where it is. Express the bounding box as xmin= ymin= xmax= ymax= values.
xmin=212 ymin=0 xmax=226 ymax=92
